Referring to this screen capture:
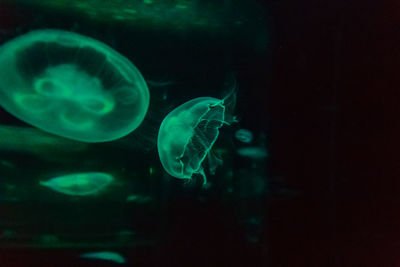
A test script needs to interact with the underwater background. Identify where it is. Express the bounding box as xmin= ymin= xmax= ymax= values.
xmin=0 ymin=0 xmax=398 ymax=266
